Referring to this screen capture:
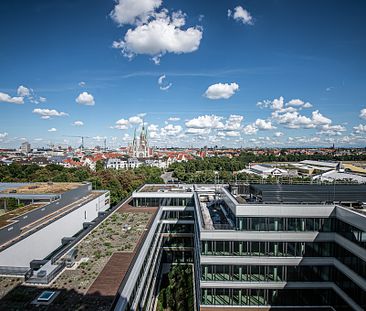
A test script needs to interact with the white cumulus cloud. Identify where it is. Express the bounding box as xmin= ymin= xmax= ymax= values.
xmin=186 ymin=128 xmax=211 ymax=135
xmin=73 ymin=120 xmax=84 ymax=126
xmin=129 ymin=115 xmax=143 ymax=124
xmin=161 ymin=124 xmax=182 ymax=136
xmin=33 ymin=108 xmax=68 ymax=119
xmin=312 ymin=110 xmax=332 ymax=126
xmin=254 ymin=118 xmax=276 ymax=130
xmin=113 ymin=10 xmax=203 ymax=64
xmin=76 ymin=92 xmax=95 ymax=106
xmin=243 ymin=124 xmax=258 ymax=135
xmin=360 ymin=108 xmax=366 ymax=120
xmin=185 ymin=115 xmax=224 ymax=129
xmin=110 ymin=0 xmax=162 ymax=25
xmin=17 ymin=85 xmax=31 ymax=97
xmin=224 ymin=115 xmax=243 ymax=130
xmin=286 ymin=99 xmax=312 ymax=108
xmin=0 ymin=132 xmax=8 ymax=140
xmin=113 ymin=118 xmax=129 ymax=130
xmin=48 ymin=128 xmax=57 ymax=132
xmin=228 ymin=6 xmax=254 ymax=25
xmin=204 ymin=82 xmax=239 ymax=100
xmin=353 ymin=124 xmax=366 ymax=133
xmin=224 ymin=131 xmax=240 ymax=137
xmin=0 ymin=92 xmax=24 ymax=104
